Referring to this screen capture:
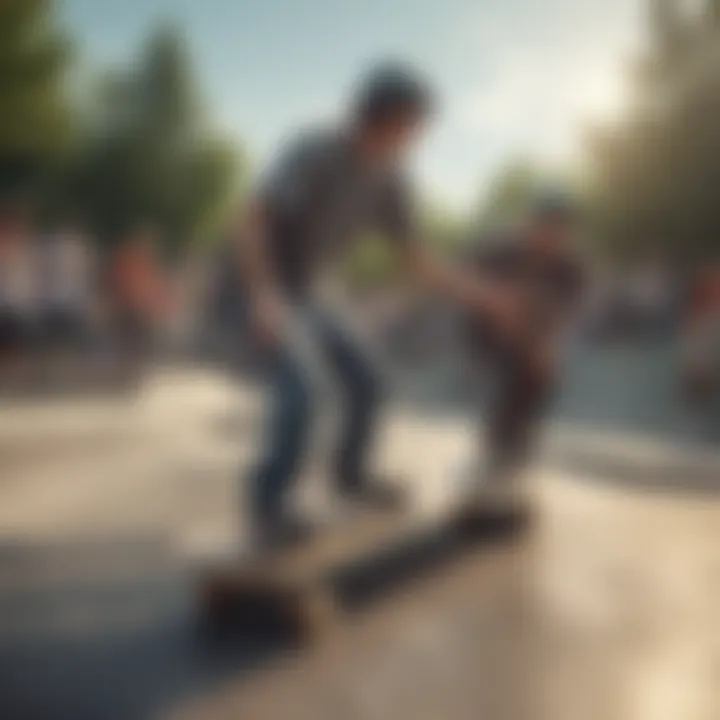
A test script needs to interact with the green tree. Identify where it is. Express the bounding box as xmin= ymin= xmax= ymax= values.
xmin=72 ymin=26 xmax=241 ymax=250
xmin=0 ymin=0 xmax=72 ymax=198
xmin=588 ymin=0 xmax=720 ymax=264
xmin=476 ymin=159 xmax=545 ymax=232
